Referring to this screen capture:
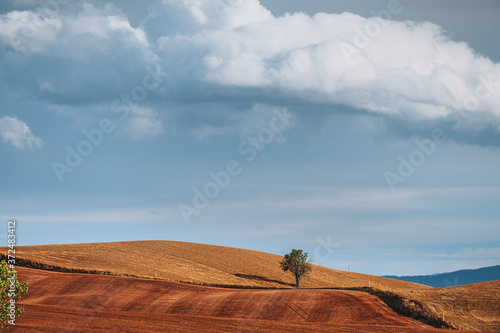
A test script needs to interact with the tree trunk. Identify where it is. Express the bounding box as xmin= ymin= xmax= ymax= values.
xmin=295 ymin=275 xmax=300 ymax=288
